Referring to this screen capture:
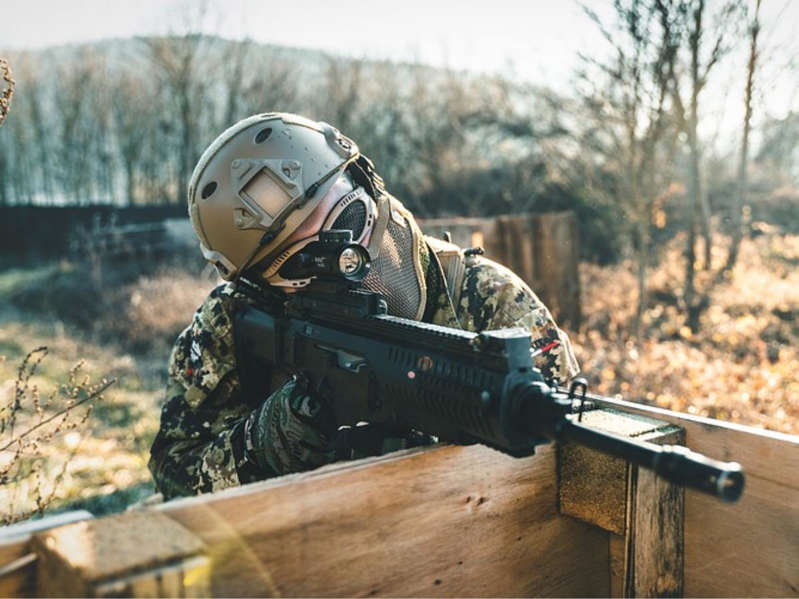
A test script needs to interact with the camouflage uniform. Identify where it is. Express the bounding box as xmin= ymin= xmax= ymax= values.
xmin=149 ymin=239 xmax=579 ymax=499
